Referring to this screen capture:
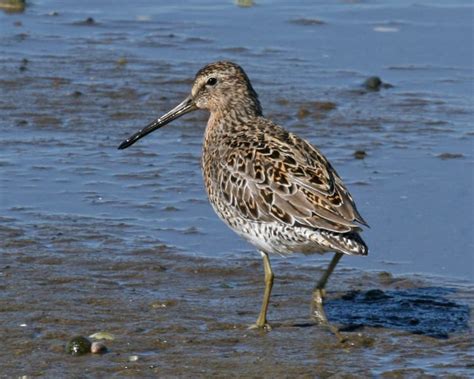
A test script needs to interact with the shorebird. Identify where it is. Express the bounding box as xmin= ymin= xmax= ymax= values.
xmin=118 ymin=61 xmax=368 ymax=338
